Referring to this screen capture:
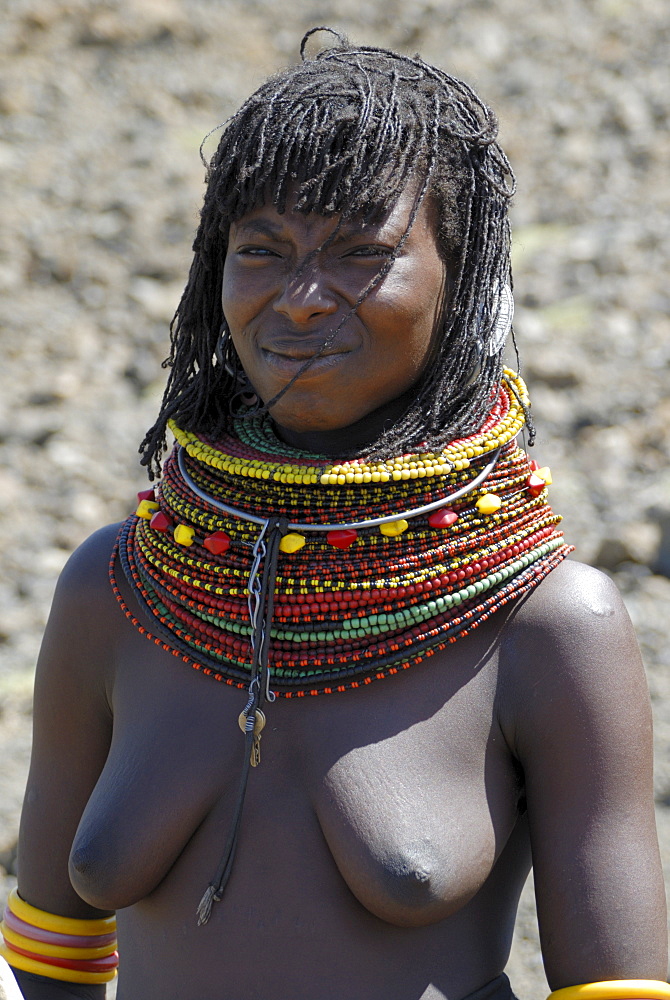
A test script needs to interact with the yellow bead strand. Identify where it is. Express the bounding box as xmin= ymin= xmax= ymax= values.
xmin=169 ymin=369 xmax=529 ymax=488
